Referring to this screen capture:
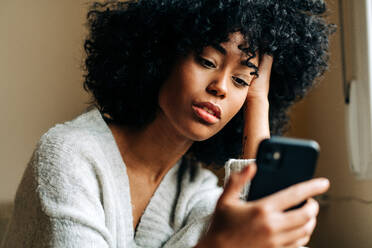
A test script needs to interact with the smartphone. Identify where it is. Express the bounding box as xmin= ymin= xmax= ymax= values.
xmin=246 ymin=136 xmax=319 ymax=210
